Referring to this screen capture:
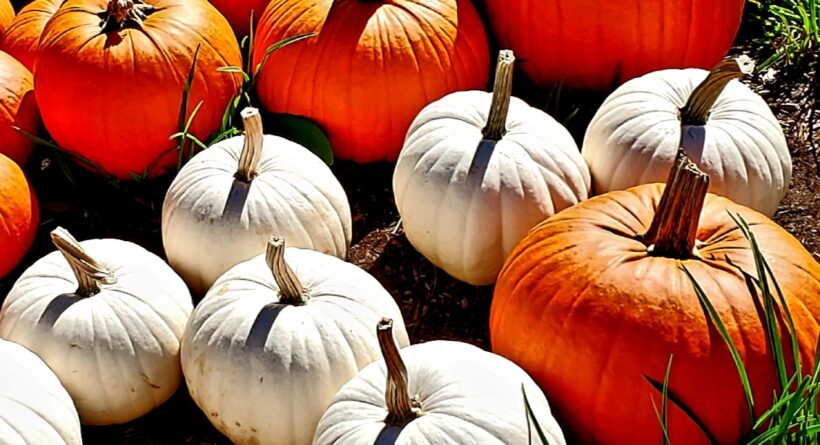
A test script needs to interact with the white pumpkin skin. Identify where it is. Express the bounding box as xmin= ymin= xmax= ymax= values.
xmin=0 ymin=339 xmax=82 ymax=445
xmin=314 ymin=340 xmax=566 ymax=445
xmin=162 ymin=121 xmax=352 ymax=296
xmin=582 ymin=67 xmax=791 ymax=216
xmin=181 ymin=246 xmax=410 ymax=445
xmin=394 ymin=90 xmax=590 ymax=285
xmin=0 ymin=238 xmax=194 ymax=425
